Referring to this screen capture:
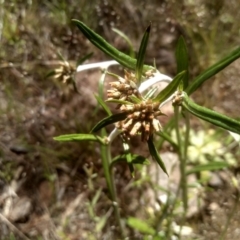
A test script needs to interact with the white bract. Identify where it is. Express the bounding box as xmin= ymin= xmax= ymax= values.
xmin=77 ymin=61 xmax=173 ymax=142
